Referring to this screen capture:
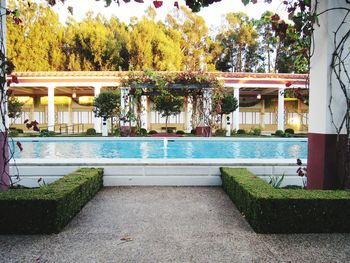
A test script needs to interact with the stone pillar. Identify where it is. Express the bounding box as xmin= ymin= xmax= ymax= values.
xmin=233 ymin=87 xmax=240 ymax=131
xmin=0 ymin=0 xmax=9 ymax=188
xmin=146 ymin=97 xmax=151 ymax=130
xmin=277 ymin=87 xmax=285 ymax=131
xmin=260 ymin=99 xmax=265 ymax=130
xmin=297 ymin=99 xmax=302 ymax=132
xmin=47 ymin=85 xmax=55 ymax=131
xmin=186 ymin=96 xmax=192 ymax=132
xmin=308 ymin=0 xmax=350 ymax=189
xmin=140 ymin=95 xmax=148 ymax=129
xmin=68 ymin=98 xmax=72 ymax=128
xmin=93 ymin=85 xmax=101 ymax=133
